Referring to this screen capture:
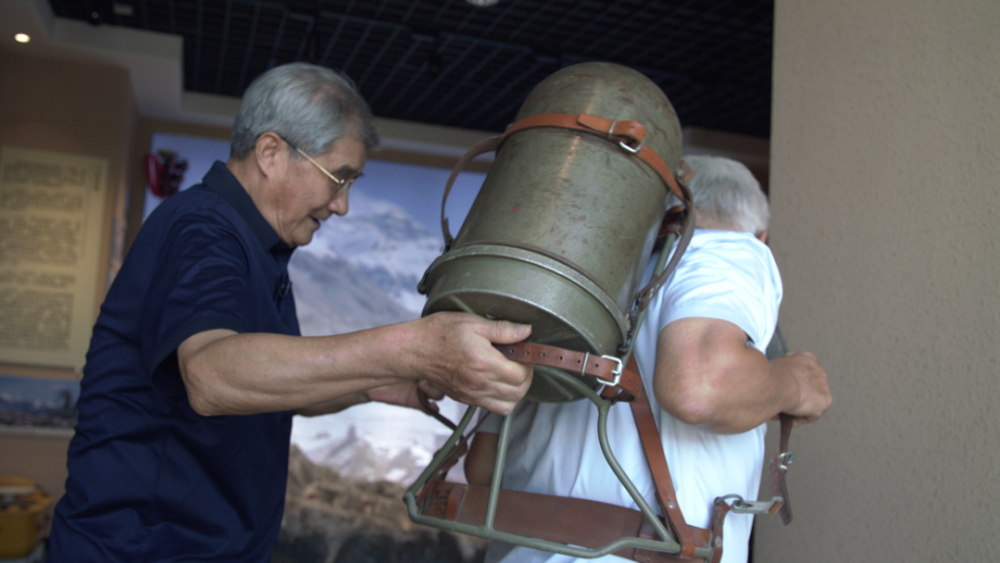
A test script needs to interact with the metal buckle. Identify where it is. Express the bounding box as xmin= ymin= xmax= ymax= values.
xmin=718 ymin=494 xmax=784 ymax=515
xmin=617 ymin=138 xmax=643 ymax=154
xmin=778 ymin=451 xmax=795 ymax=471
xmin=601 ymin=354 xmax=623 ymax=387
xmin=607 ymin=119 xmax=644 ymax=154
